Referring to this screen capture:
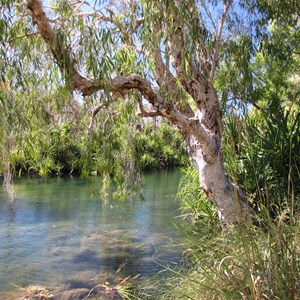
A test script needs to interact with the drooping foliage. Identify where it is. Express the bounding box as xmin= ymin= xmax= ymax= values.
xmin=0 ymin=0 xmax=299 ymax=216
